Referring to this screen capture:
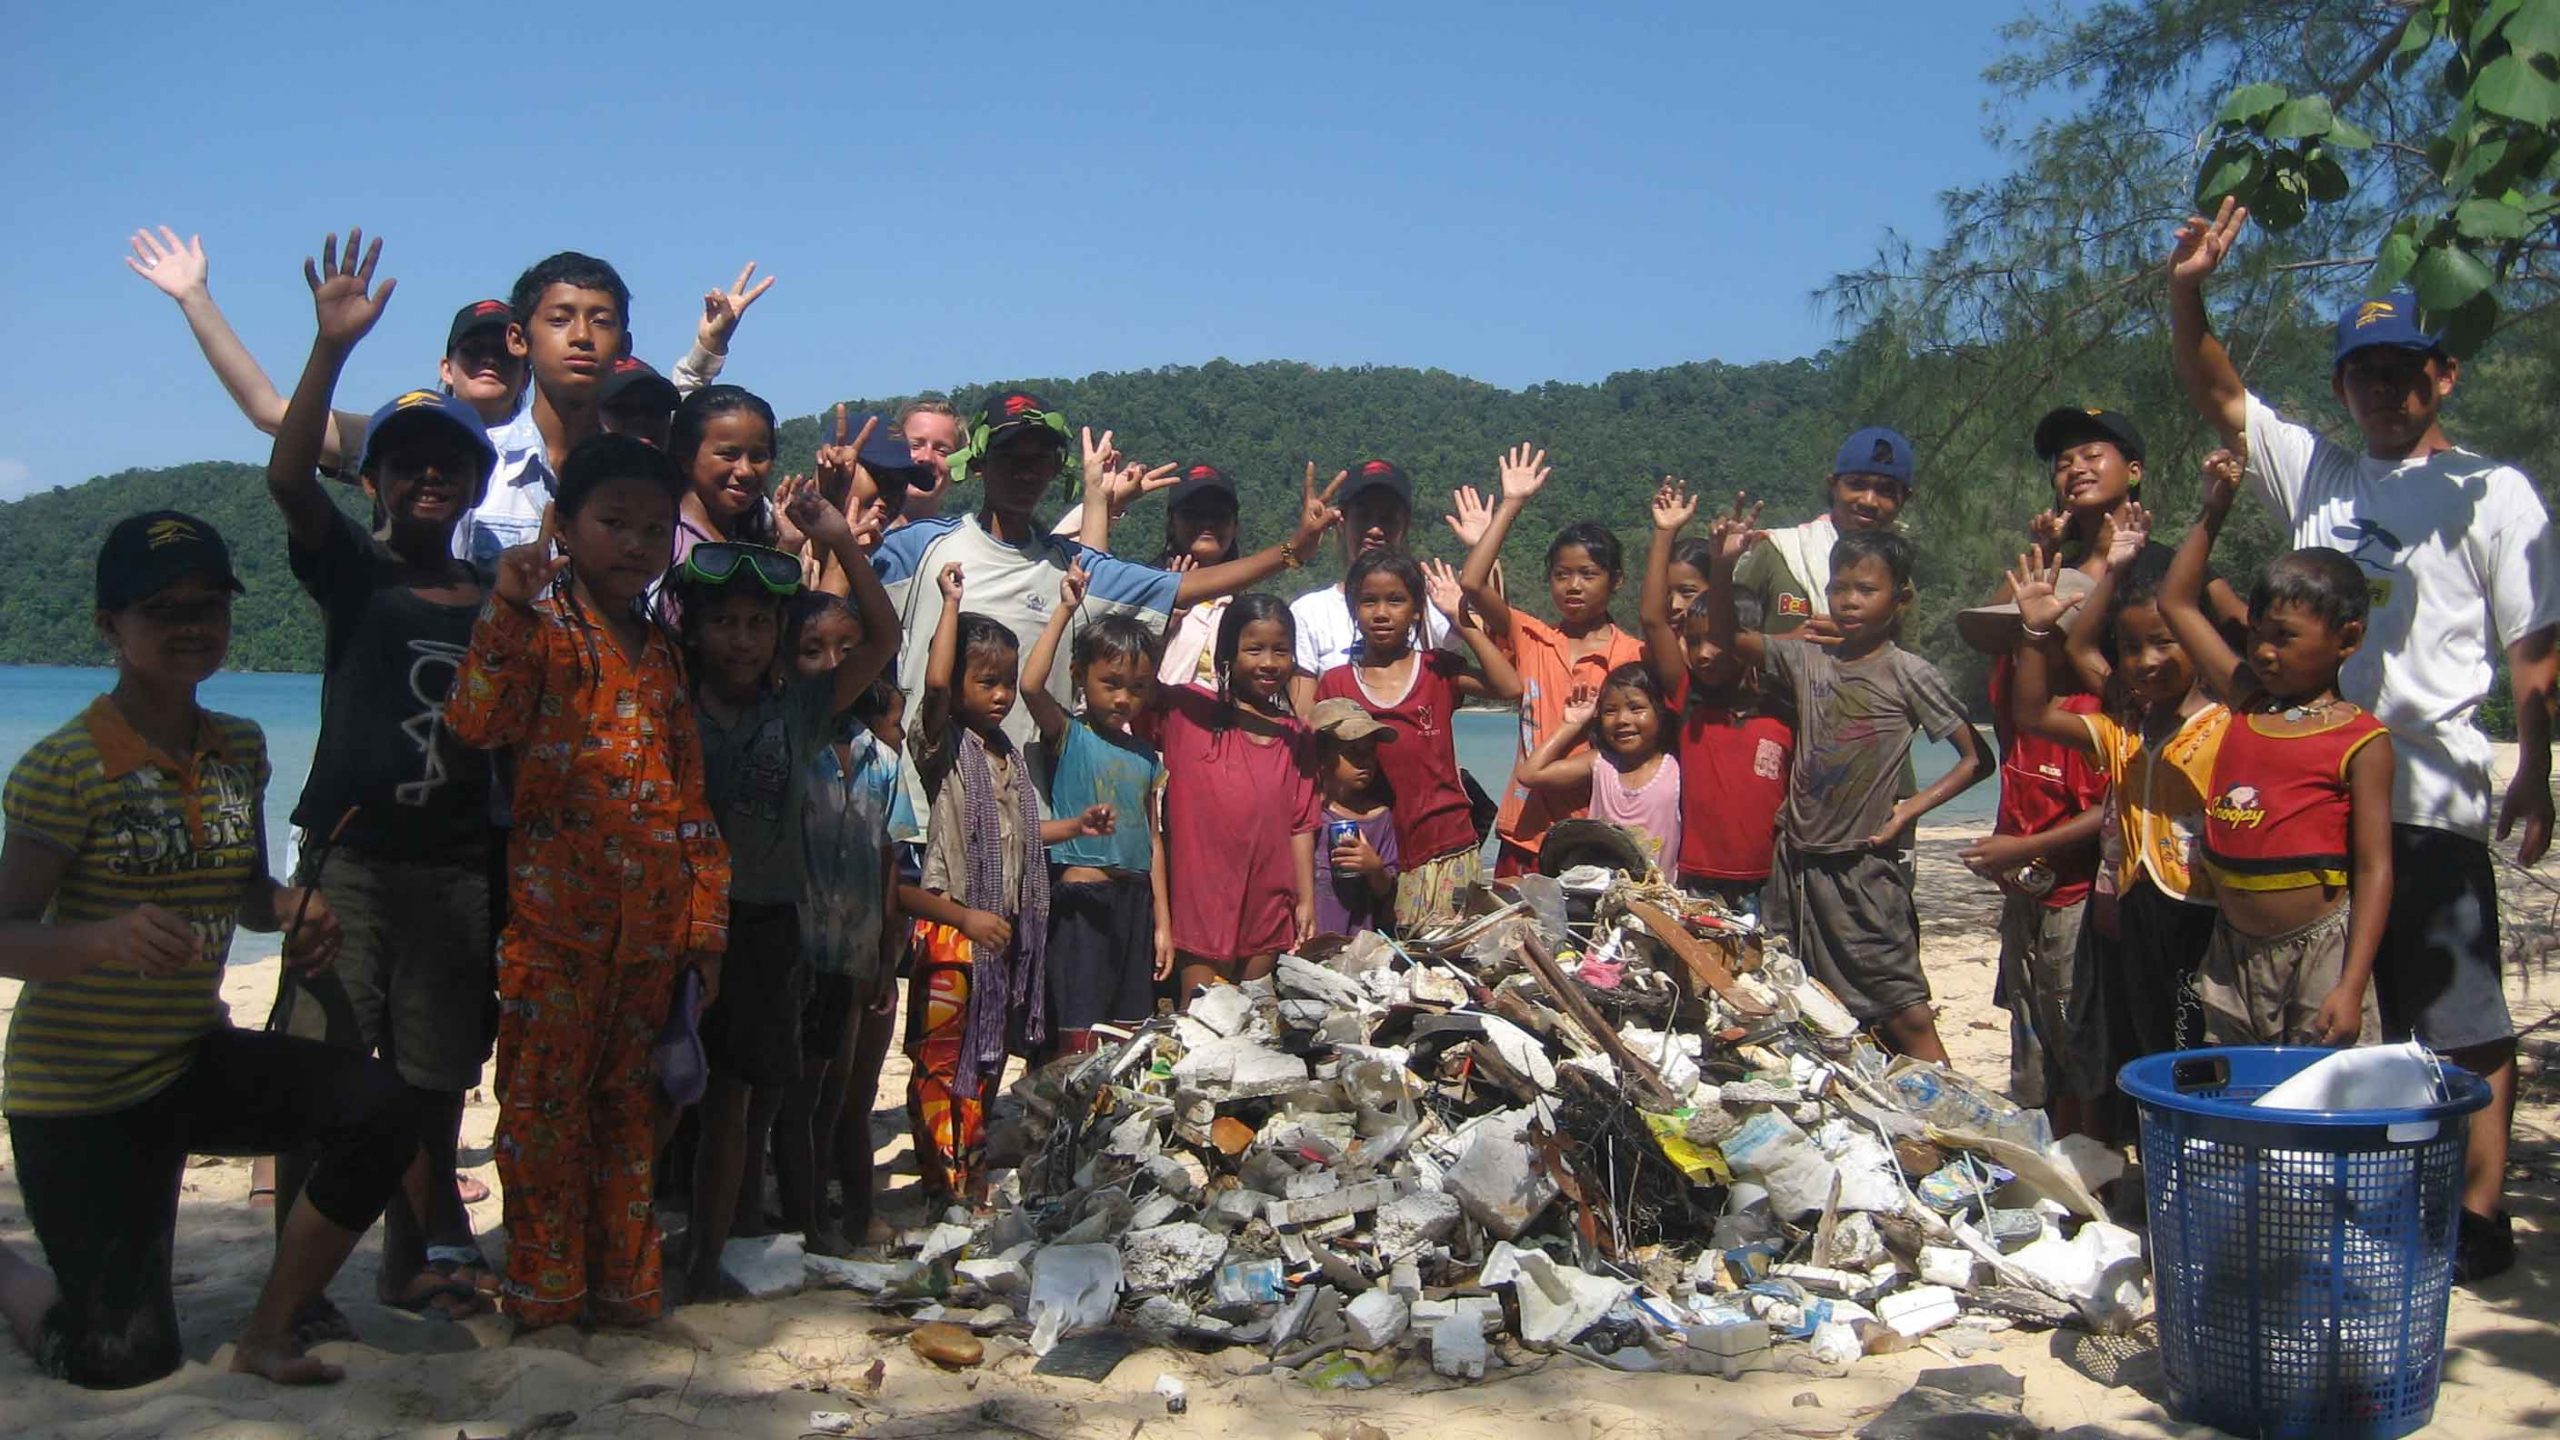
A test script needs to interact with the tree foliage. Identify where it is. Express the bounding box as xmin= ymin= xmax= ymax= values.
xmin=1824 ymin=0 xmax=2560 ymax=715
xmin=0 ymin=462 xmax=364 ymax=673
xmin=2199 ymin=0 xmax=2560 ymax=352
xmin=1 ymin=362 xmax=1855 ymax=673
